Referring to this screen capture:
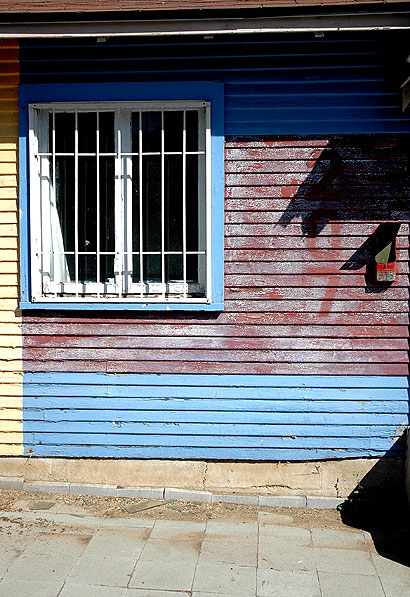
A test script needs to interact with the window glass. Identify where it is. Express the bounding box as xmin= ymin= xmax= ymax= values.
xmin=142 ymin=111 xmax=161 ymax=153
xmin=131 ymin=112 xmax=140 ymax=154
xmin=54 ymin=156 xmax=75 ymax=283
xmin=165 ymin=254 xmax=183 ymax=284
xmin=99 ymin=156 xmax=115 ymax=282
xmin=78 ymin=113 xmax=96 ymax=153
xmin=142 ymin=156 xmax=162 ymax=253
xmin=55 ymin=157 xmax=75 ymax=253
xmin=164 ymin=111 xmax=183 ymax=152
xmin=186 ymin=154 xmax=199 ymax=252
xmin=164 ymin=155 xmax=183 ymax=252
xmin=54 ymin=113 xmax=75 ymax=153
xmin=186 ymin=110 xmax=199 ymax=152
xmin=99 ymin=112 xmax=115 ymax=153
xmin=144 ymin=254 xmax=161 ymax=283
